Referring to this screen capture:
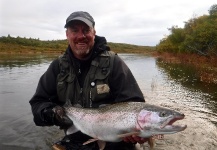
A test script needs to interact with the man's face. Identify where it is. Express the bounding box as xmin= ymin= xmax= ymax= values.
xmin=66 ymin=20 xmax=96 ymax=60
